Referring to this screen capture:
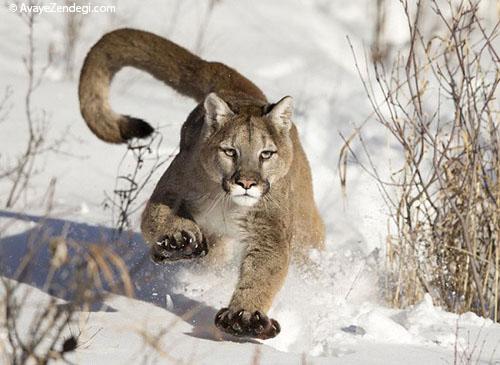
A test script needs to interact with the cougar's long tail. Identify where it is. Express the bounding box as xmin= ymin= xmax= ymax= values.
xmin=79 ymin=28 xmax=266 ymax=143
